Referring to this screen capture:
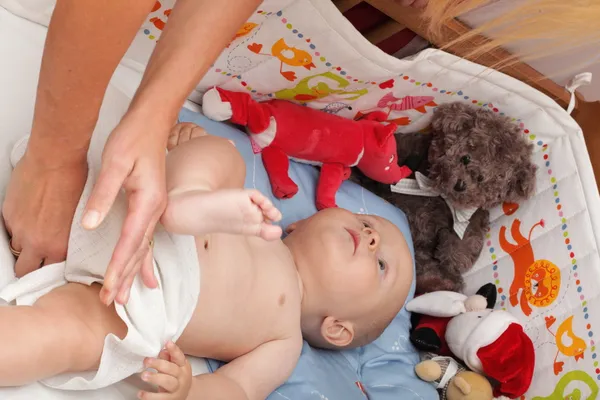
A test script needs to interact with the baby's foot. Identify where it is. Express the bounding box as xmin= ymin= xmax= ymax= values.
xmin=167 ymin=123 xmax=208 ymax=151
xmin=164 ymin=188 xmax=283 ymax=241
